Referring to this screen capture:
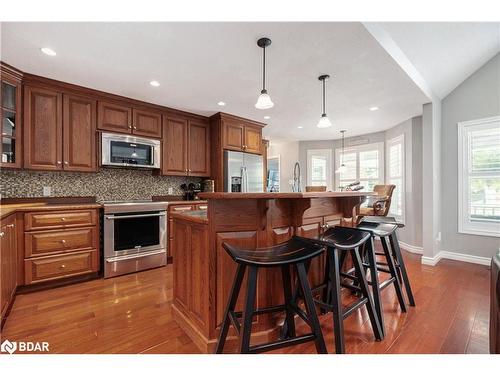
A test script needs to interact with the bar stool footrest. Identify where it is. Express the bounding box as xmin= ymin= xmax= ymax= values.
xmin=248 ymin=334 xmax=317 ymax=354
